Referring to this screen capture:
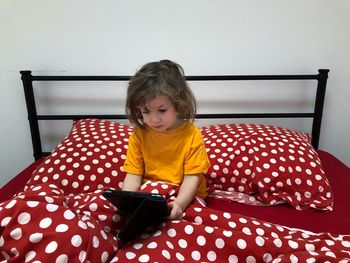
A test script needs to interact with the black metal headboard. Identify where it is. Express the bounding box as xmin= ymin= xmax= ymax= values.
xmin=20 ymin=69 xmax=329 ymax=161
